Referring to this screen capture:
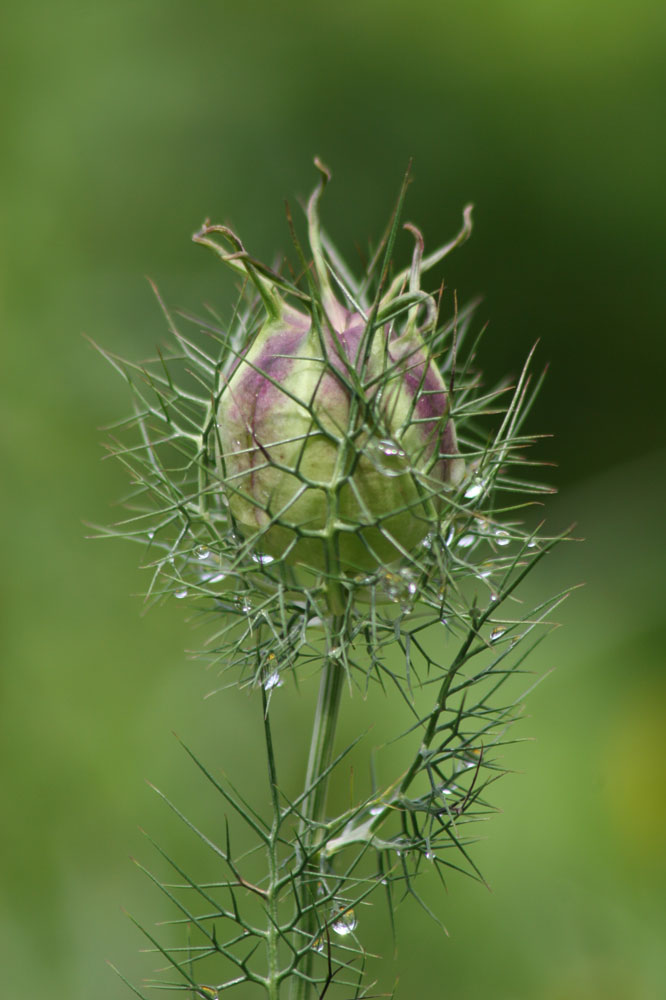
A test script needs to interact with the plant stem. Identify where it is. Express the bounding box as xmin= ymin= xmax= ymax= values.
xmin=291 ymin=617 xmax=346 ymax=1000
xmin=262 ymin=687 xmax=282 ymax=1000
